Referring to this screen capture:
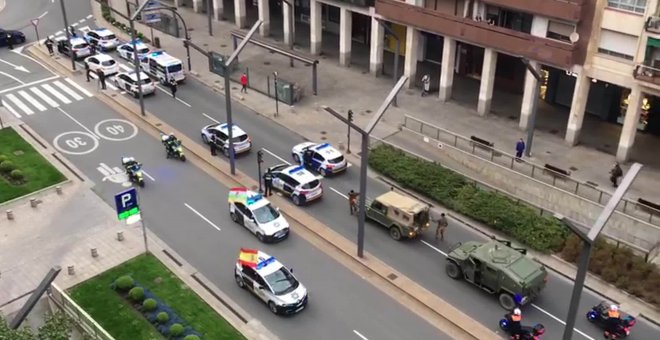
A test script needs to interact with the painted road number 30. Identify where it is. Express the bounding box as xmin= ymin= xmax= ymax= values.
xmin=65 ymin=137 xmax=87 ymax=148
